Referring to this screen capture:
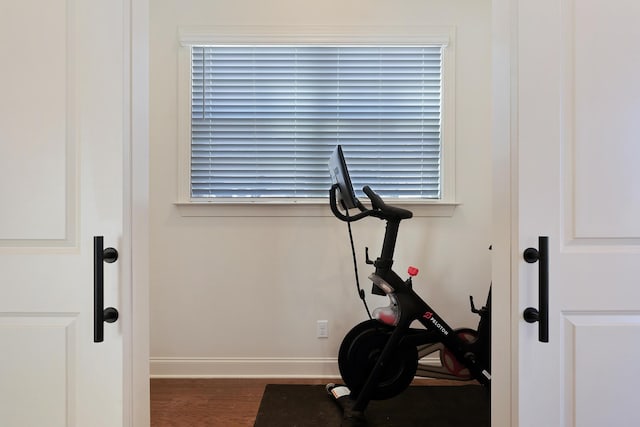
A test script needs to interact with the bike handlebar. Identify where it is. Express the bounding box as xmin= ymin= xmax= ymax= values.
xmin=362 ymin=186 xmax=413 ymax=220
xmin=330 ymin=184 xmax=413 ymax=222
